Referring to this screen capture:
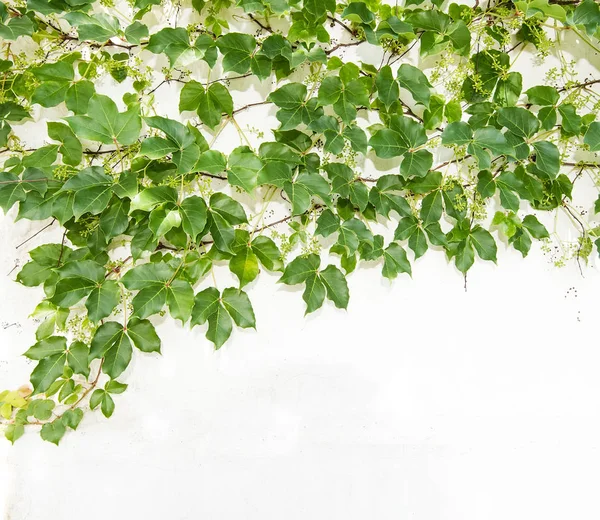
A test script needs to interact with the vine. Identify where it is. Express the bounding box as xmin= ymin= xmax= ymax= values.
xmin=0 ymin=0 xmax=599 ymax=444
